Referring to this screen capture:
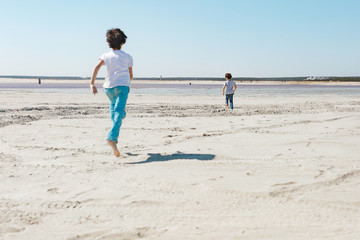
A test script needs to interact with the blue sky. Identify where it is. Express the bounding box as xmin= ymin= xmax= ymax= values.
xmin=0 ymin=0 xmax=359 ymax=77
